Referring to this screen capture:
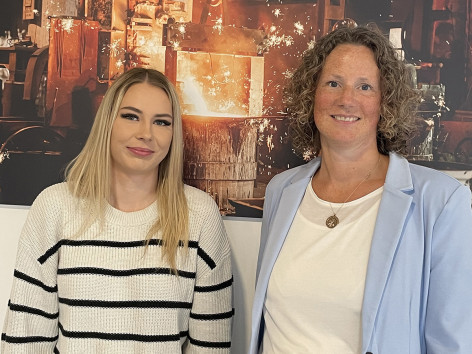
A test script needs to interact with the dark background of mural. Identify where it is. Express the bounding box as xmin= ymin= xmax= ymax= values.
xmin=1 ymin=0 xmax=471 ymax=217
